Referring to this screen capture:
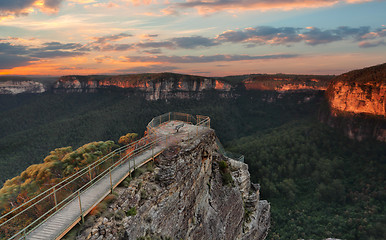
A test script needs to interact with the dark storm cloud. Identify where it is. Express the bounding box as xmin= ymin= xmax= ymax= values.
xmin=125 ymin=54 xmax=299 ymax=63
